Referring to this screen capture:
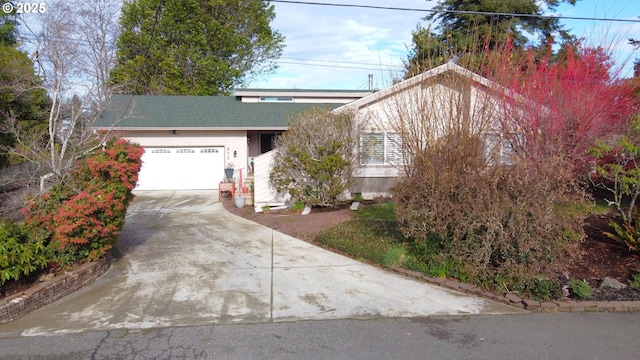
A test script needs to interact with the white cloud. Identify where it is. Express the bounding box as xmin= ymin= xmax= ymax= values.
xmin=252 ymin=0 xmax=640 ymax=89
xmin=251 ymin=0 xmax=433 ymax=89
